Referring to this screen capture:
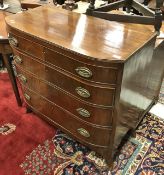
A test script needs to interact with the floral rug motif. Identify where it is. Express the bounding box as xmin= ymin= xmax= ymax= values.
xmin=20 ymin=114 xmax=164 ymax=175
xmin=0 ymin=123 xmax=16 ymax=135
